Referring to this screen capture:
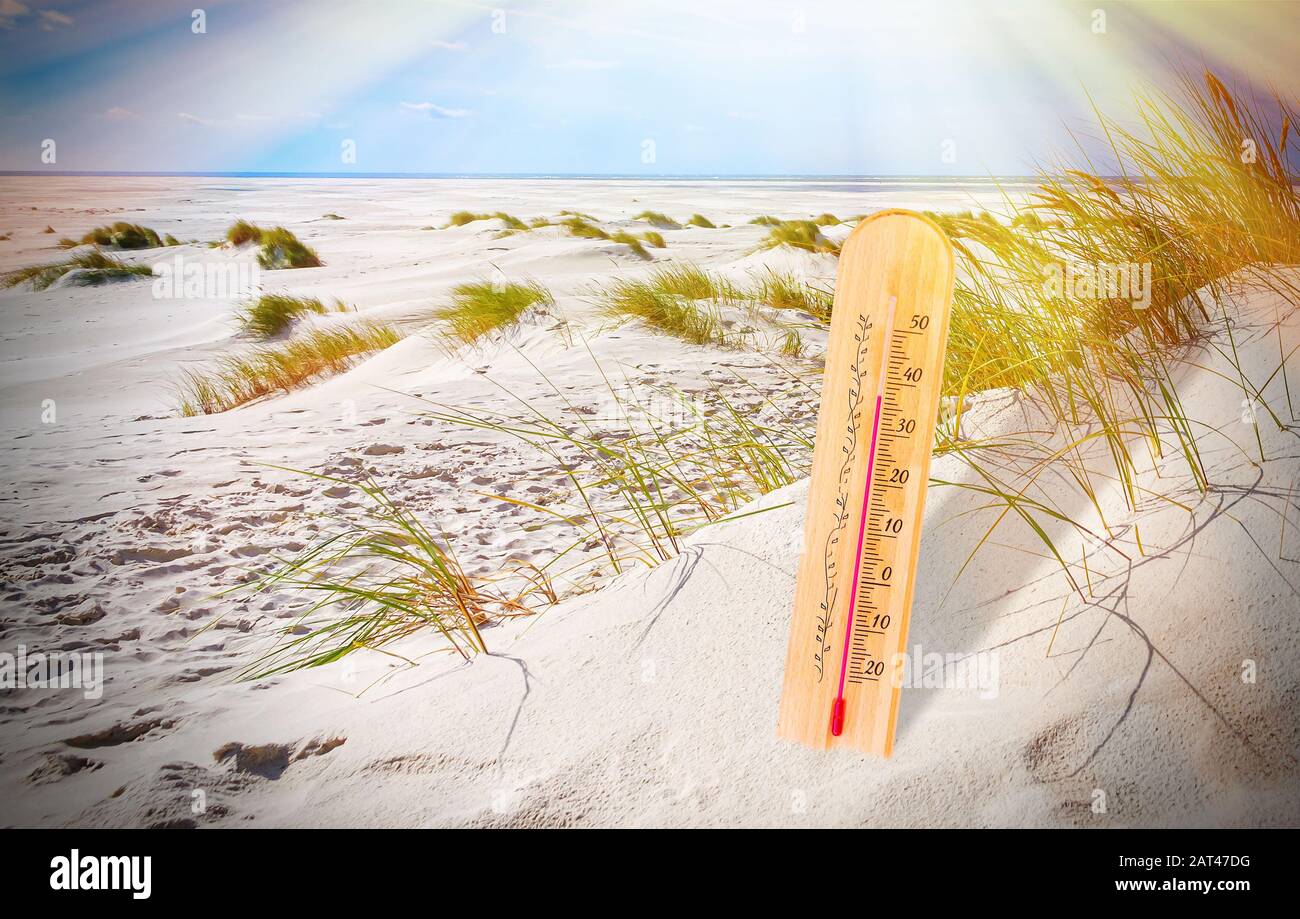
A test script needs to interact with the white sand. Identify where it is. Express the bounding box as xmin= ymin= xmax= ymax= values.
xmin=0 ymin=177 xmax=1296 ymax=827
